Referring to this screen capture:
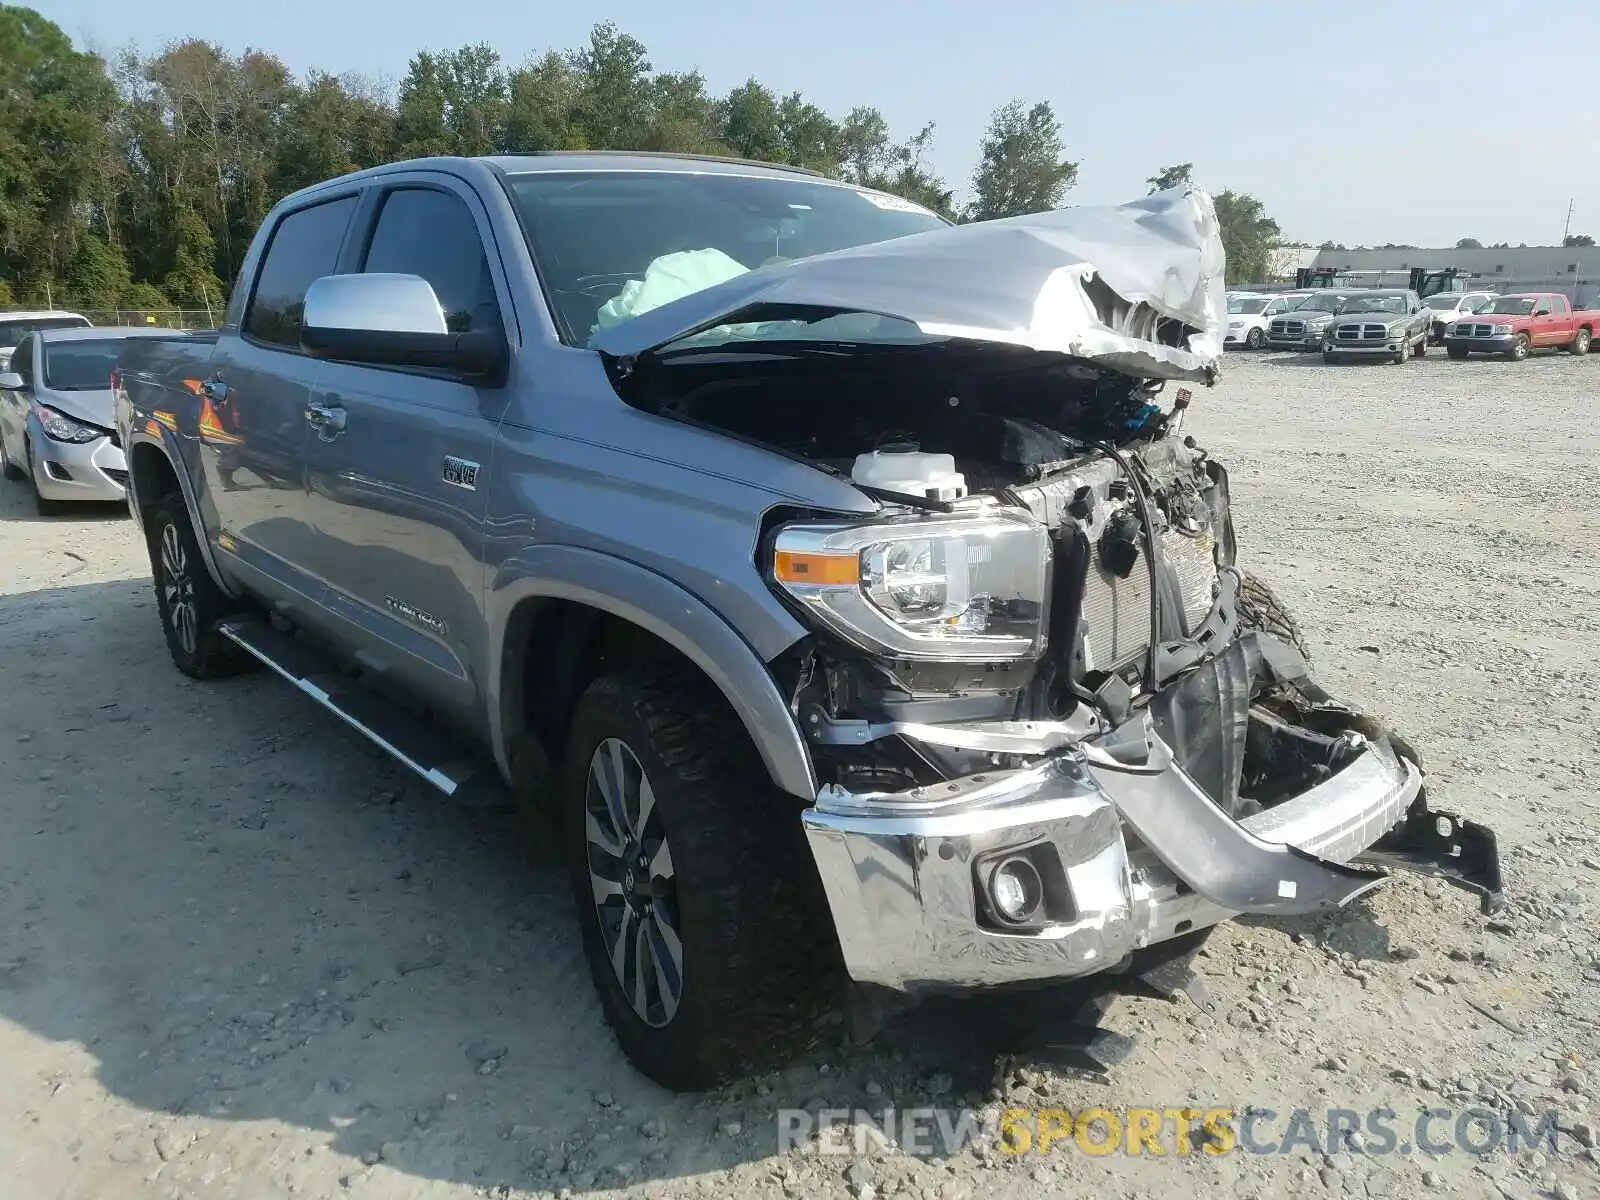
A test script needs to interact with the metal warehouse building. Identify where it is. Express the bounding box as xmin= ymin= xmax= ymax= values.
xmin=1306 ymin=245 xmax=1600 ymax=304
